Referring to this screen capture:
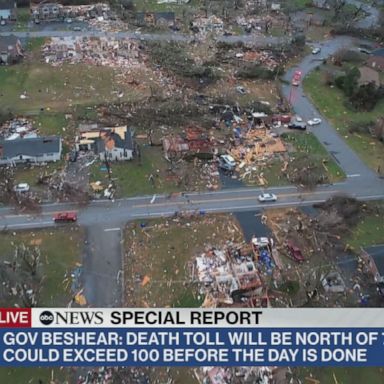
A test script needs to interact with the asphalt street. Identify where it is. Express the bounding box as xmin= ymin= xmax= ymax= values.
xmin=1 ymin=181 xmax=383 ymax=230
xmin=282 ymin=35 xmax=379 ymax=181
xmin=83 ymin=225 xmax=122 ymax=307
